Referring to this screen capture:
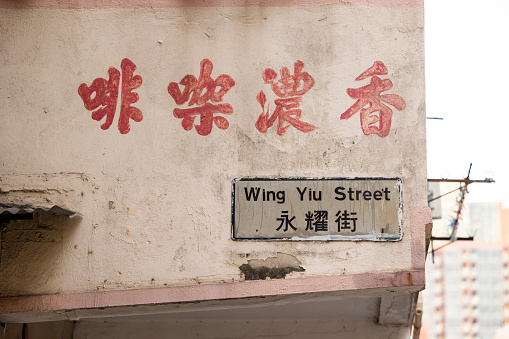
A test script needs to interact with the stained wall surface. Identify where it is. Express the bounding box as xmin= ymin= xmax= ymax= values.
xmin=0 ymin=0 xmax=426 ymax=301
